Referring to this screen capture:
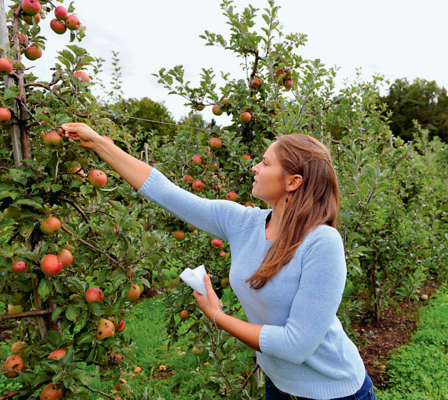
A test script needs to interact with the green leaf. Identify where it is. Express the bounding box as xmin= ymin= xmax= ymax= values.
xmin=88 ymin=301 xmax=105 ymax=316
xmin=66 ymin=276 xmax=84 ymax=293
xmin=76 ymin=331 xmax=95 ymax=345
xmin=66 ymin=305 xmax=80 ymax=322
xmin=4 ymin=87 xmax=18 ymax=100
xmin=0 ymin=218 xmax=17 ymax=227
xmin=85 ymin=346 xmax=96 ymax=363
xmin=15 ymin=198 xmax=43 ymax=209
xmin=38 ymin=279 xmax=53 ymax=301
xmin=61 ymin=348 xmax=74 ymax=367
xmin=19 ymin=223 xmax=34 ymax=238
xmin=9 ymin=169 xmax=28 ymax=186
xmin=52 ymin=305 xmax=66 ymax=321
